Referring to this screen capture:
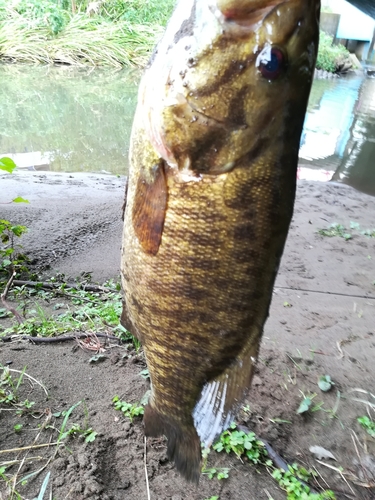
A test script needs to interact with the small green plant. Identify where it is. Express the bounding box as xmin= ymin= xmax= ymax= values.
xmin=213 ymin=424 xmax=336 ymax=499
xmin=112 ymin=396 xmax=144 ymax=422
xmin=318 ymin=223 xmax=351 ymax=240
xmin=213 ymin=423 xmax=268 ymax=465
xmin=204 ymin=497 xmax=219 ymax=500
xmin=297 ymin=392 xmax=318 ymax=414
xmin=54 ymin=400 xmax=97 ymax=444
xmin=318 ymin=375 xmax=334 ymax=393
xmin=0 ymin=365 xmax=36 ymax=413
xmin=318 ymin=221 xmax=375 ymax=241
xmin=202 ymin=467 xmax=229 ymax=480
xmin=1 ymin=157 xmax=29 ymax=280
xmin=357 ymin=416 xmax=375 ymax=438
xmin=273 ymin=464 xmax=336 ymax=499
